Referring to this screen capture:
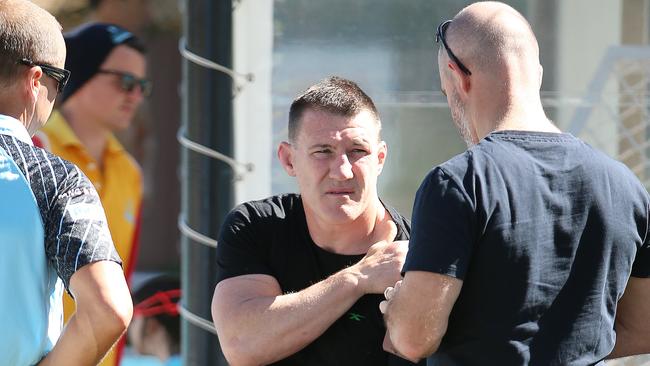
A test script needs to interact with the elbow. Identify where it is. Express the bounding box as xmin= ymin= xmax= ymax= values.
xmin=213 ymin=308 xmax=260 ymax=366
xmin=219 ymin=335 xmax=262 ymax=366
xmin=389 ymin=321 xmax=443 ymax=362
xmin=102 ymin=294 xmax=133 ymax=337
xmin=88 ymin=290 xmax=133 ymax=339
xmin=112 ymin=297 xmax=134 ymax=333
xmin=393 ymin=336 xmax=441 ymax=362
